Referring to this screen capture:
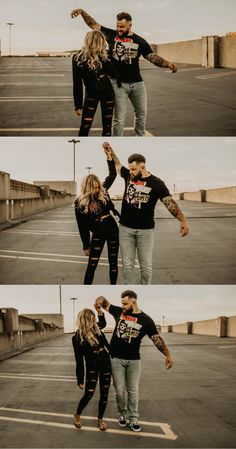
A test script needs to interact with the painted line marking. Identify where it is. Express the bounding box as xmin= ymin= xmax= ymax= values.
xmin=218 ymin=345 xmax=236 ymax=349
xmin=0 ymin=374 xmax=75 ymax=382
xmin=0 ymin=127 xmax=152 ymax=135
xmin=0 ymin=82 xmax=72 ymax=86
xmin=0 ymin=74 xmax=65 ymax=77
xmin=197 ymin=71 xmax=236 ymax=80
xmin=0 ymin=372 xmax=75 ymax=378
xmin=165 ymin=67 xmax=204 ymax=73
xmin=0 ymin=249 xmax=124 ymax=263
xmin=3 ymin=230 xmax=79 ymax=236
xmin=0 ymin=98 xmax=72 ymax=102
xmin=7 ymin=360 xmax=74 ymax=365
xmin=0 ymin=254 xmax=122 ymax=267
xmin=0 ymin=408 xmax=177 ymax=440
